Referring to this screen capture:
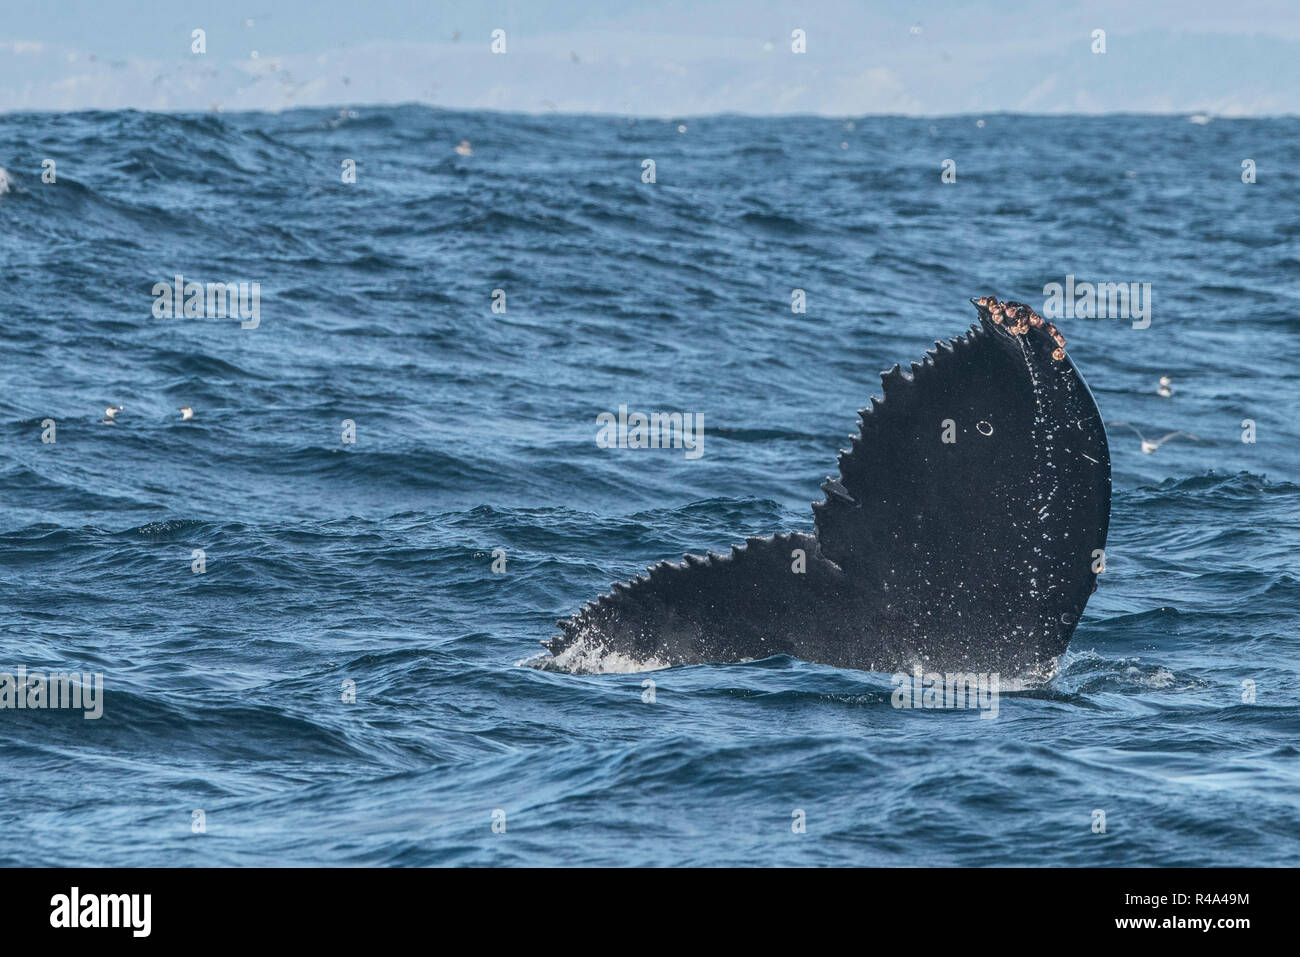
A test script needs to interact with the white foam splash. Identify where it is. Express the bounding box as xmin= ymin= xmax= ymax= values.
xmin=0 ymin=167 xmax=10 ymax=196
xmin=520 ymin=638 xmax=670 ymax=675
xmin=1128 ymin=664 xmax=1176 ymax=688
